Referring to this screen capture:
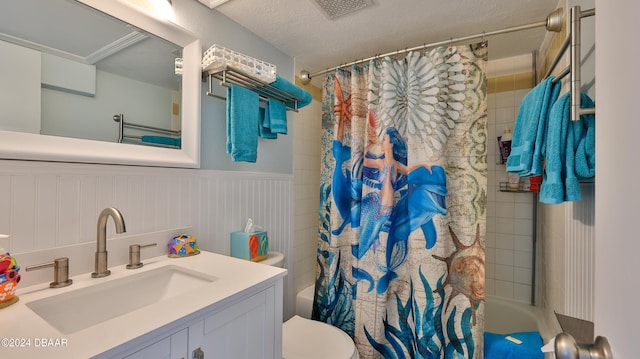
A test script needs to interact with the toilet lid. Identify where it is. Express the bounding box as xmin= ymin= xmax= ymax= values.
xmin=283 ymin=315 xmax=357 ymax=359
